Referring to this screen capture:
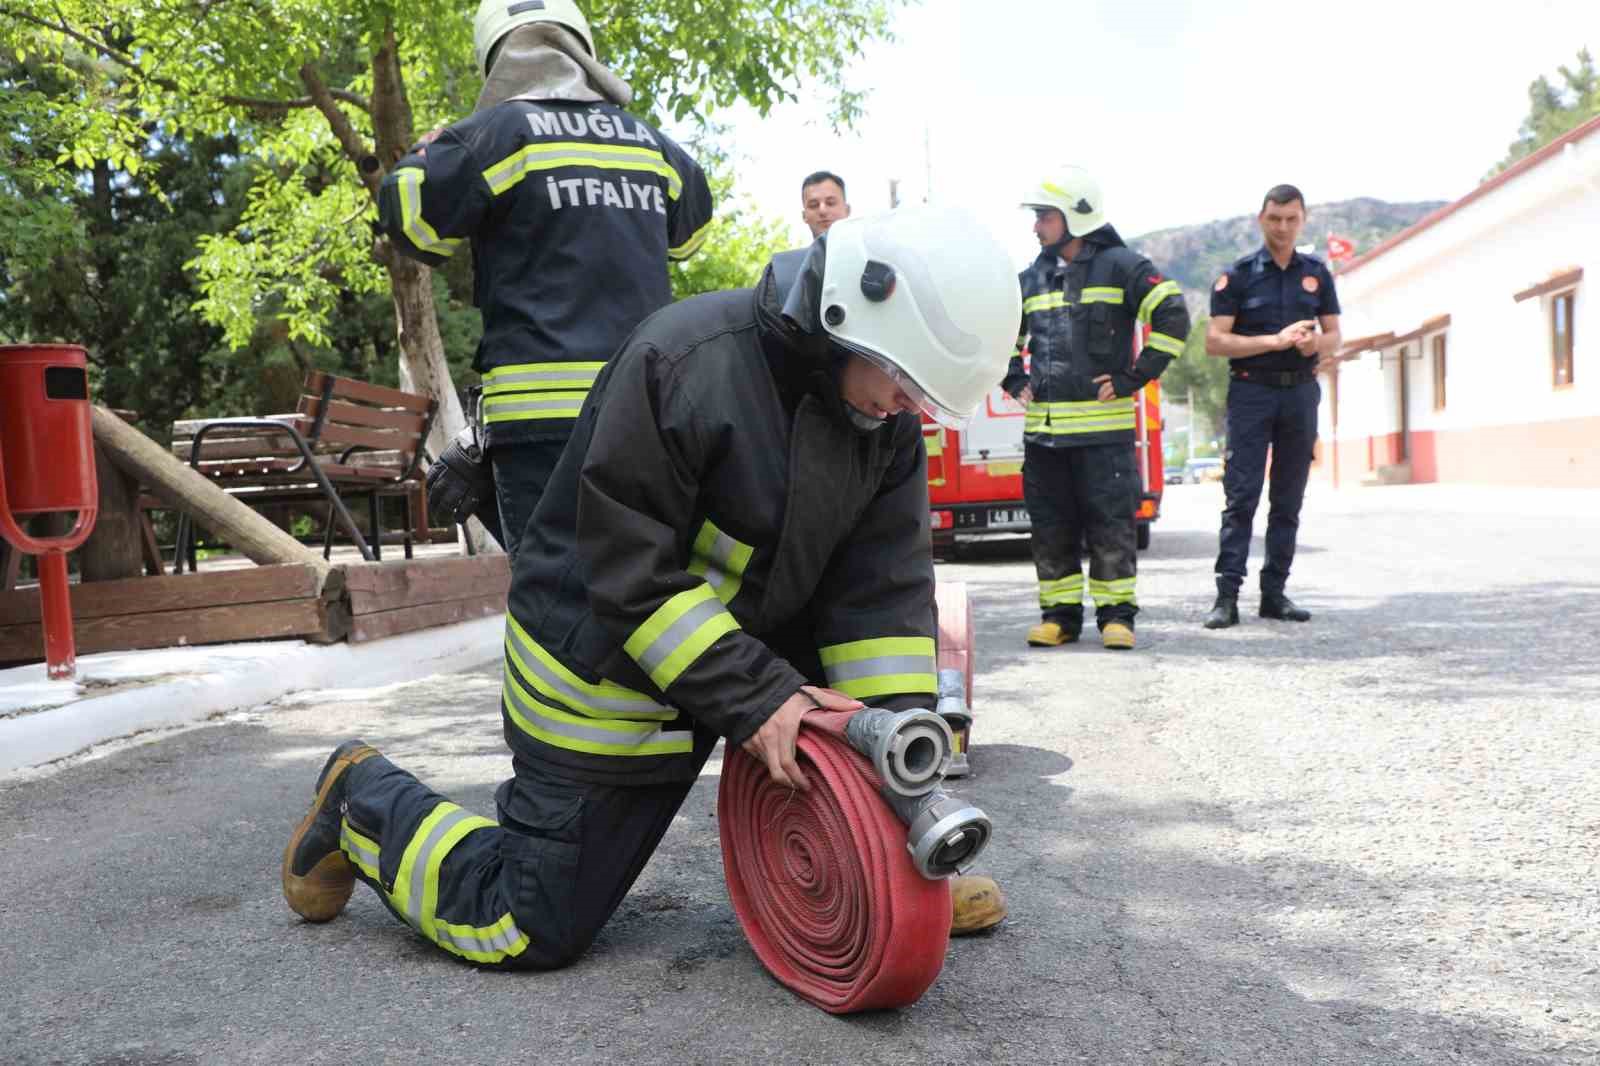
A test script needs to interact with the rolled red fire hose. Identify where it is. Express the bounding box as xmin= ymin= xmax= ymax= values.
xmin=718 ymin=709 xmax=951 ymax=1013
